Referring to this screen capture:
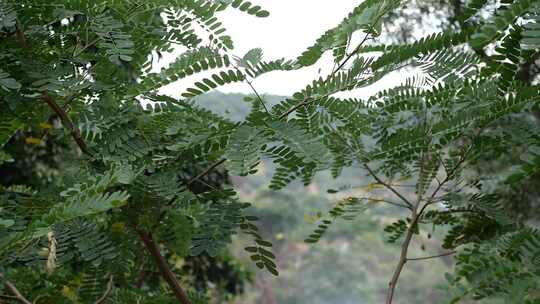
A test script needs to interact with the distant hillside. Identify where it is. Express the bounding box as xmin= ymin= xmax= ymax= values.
xmin=193 ymin=91 xmax=287 ymax=121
